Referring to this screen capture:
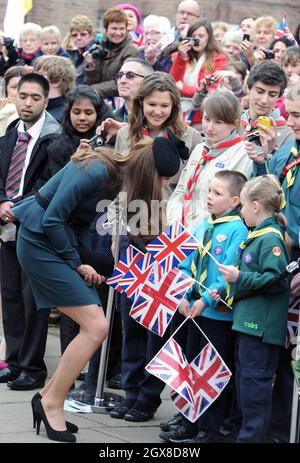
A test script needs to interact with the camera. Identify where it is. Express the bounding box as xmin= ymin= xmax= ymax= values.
xmin=3 ymin=37 xmax=14 ymax=48
xmin=87 ymin=41 xmax=108 ymax=60
xmin=245 ymin=131 xmax=261 ymax=146
xmin=179 ymin=36 xmax=200 ymax=47
xmin=88 ymin=132 xmax=107 ymax=149
xmin=242 ymin=33 xmax=250 ymax=41
xmin=205 ymin=76 xmax=216 ymax=85
xmin=263 ymin=49 xmax=275 ymax=60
